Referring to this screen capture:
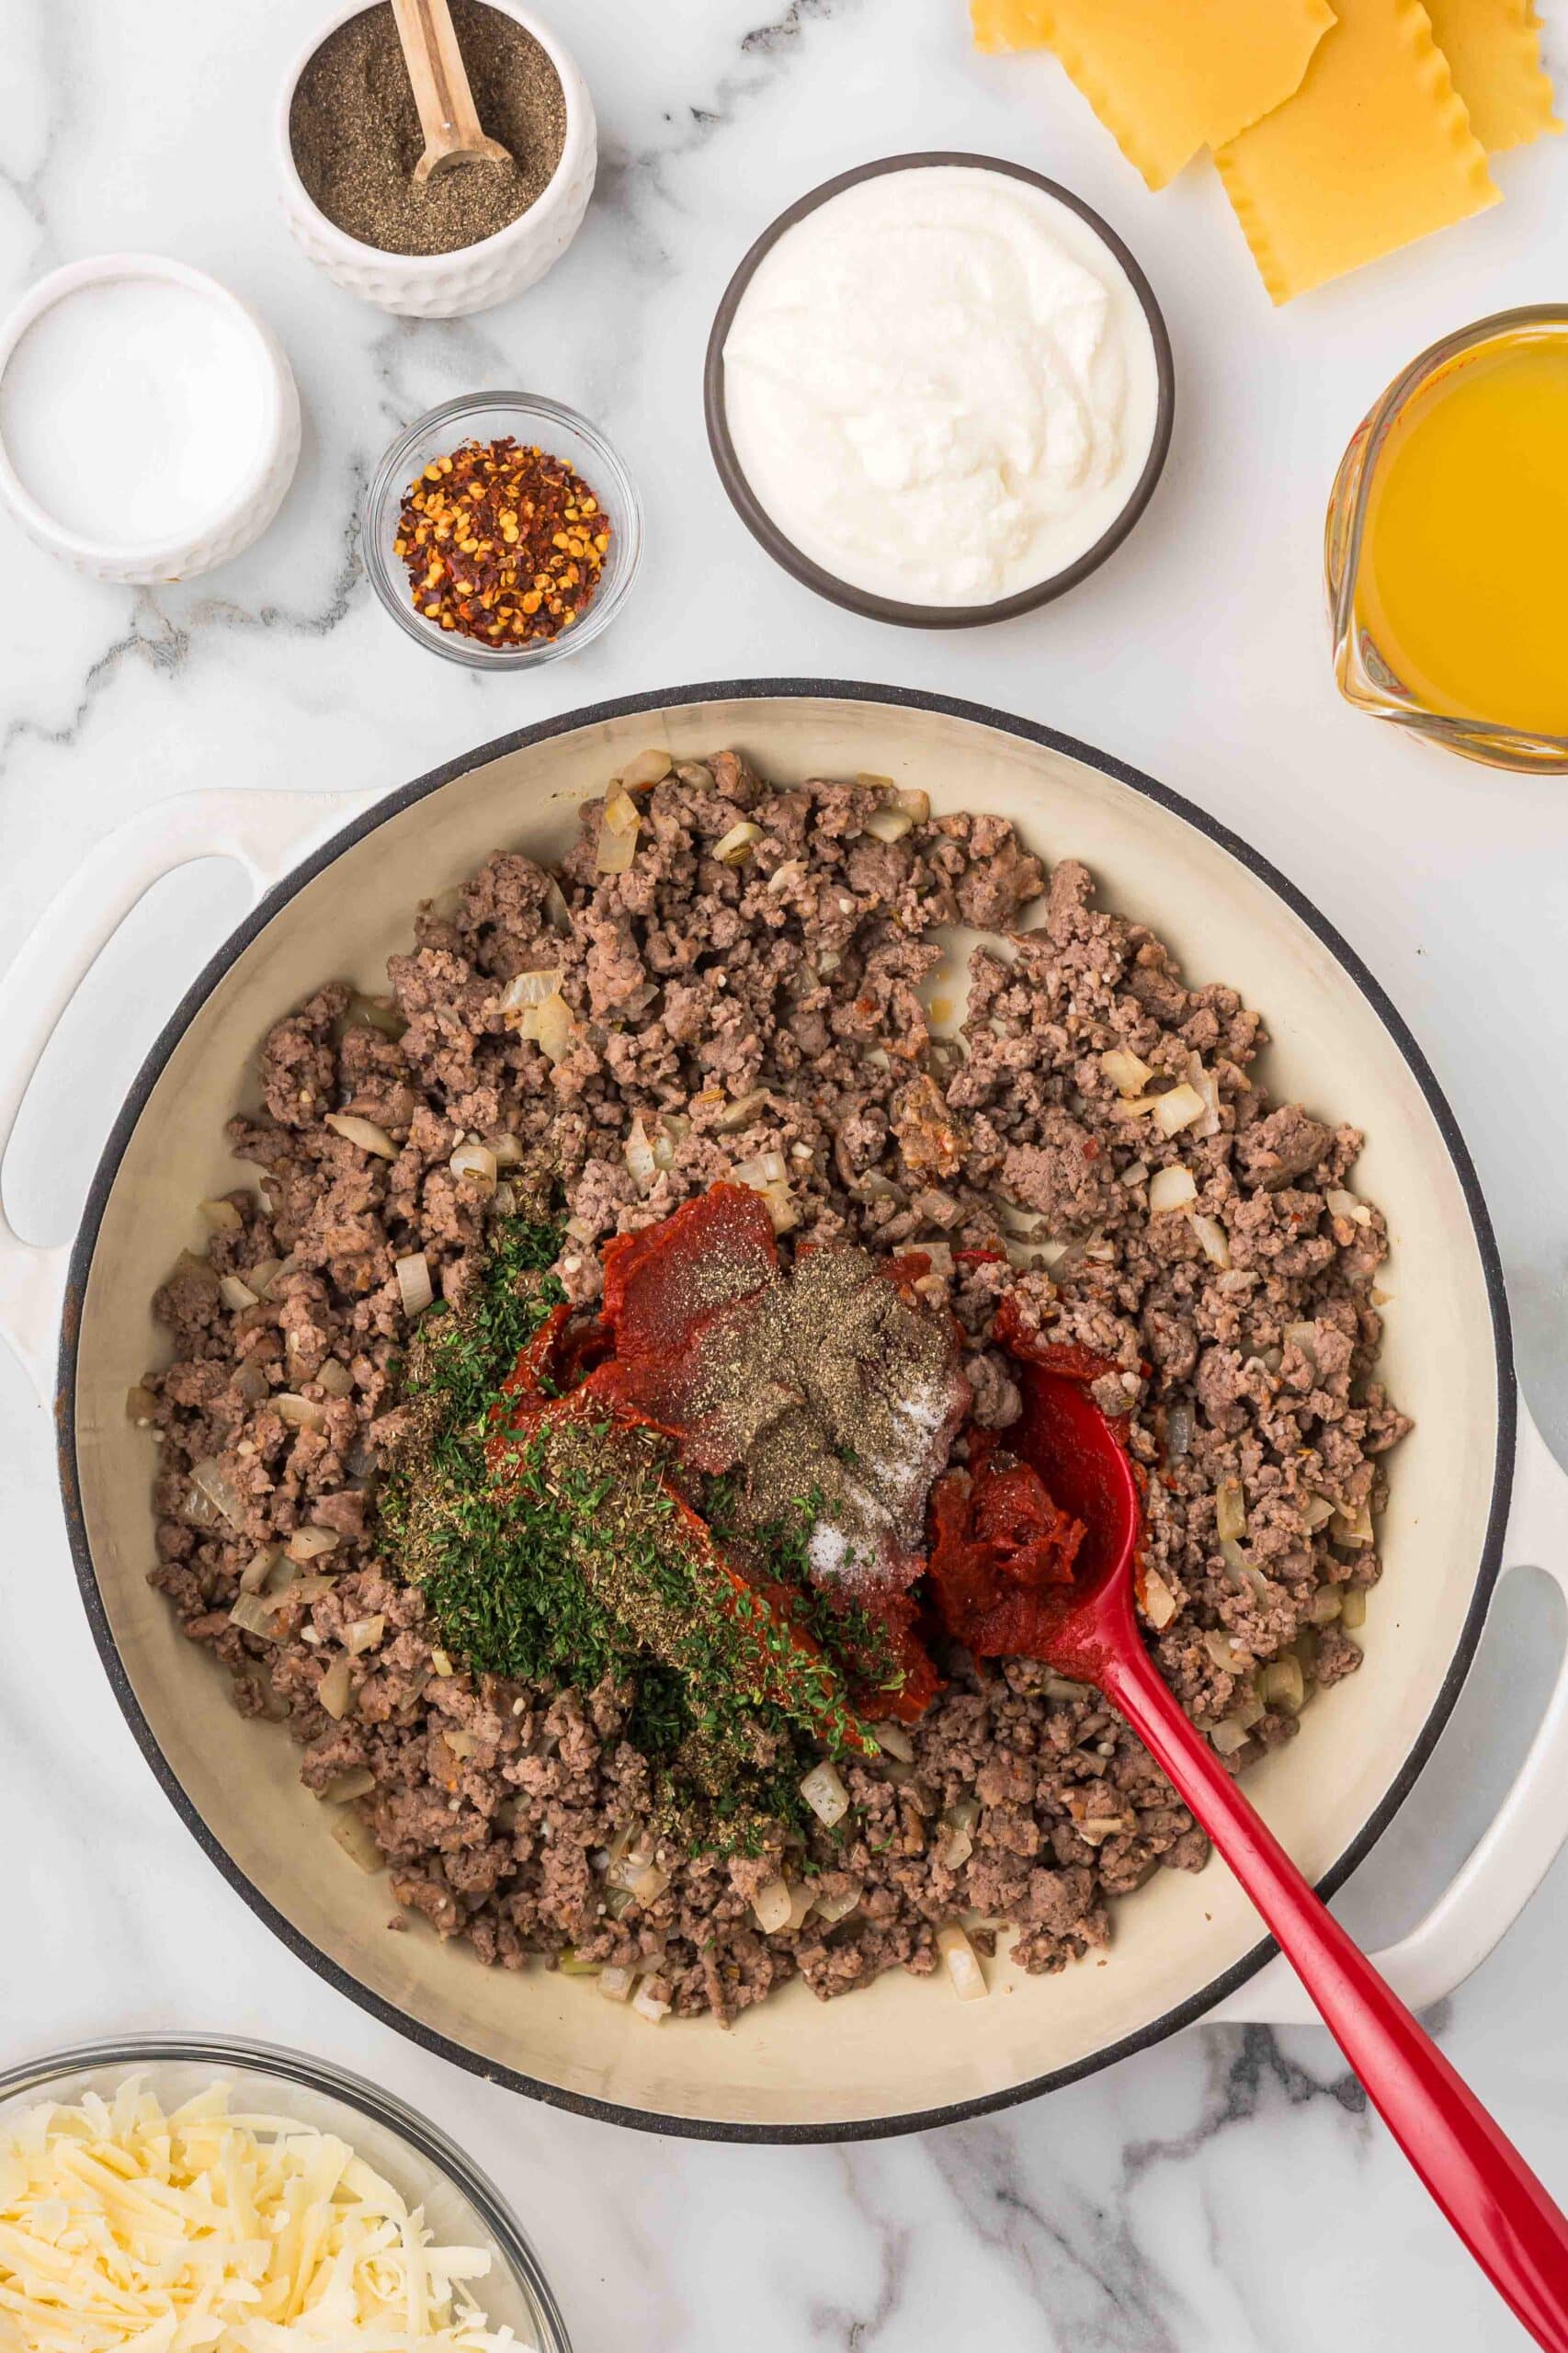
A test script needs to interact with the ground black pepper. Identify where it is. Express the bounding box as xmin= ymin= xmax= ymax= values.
xmin=290 ymin=0 xmax=567 ymax=257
